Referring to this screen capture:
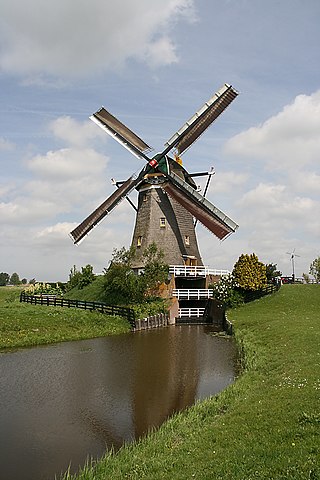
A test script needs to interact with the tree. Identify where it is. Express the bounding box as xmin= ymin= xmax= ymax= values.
xmin=265 ymin=263 xmax=282 ymax=284
xmin=309 ymin=257 xmax=320 ymax=283
xmin=65 ymin=265 xmax=81 ymax=291
xmin=102 ymin=243 xmax=169 ymax=305
xmin=233 ymin=253 xmax=267 ymax=291
xmin=21 ymin=278 xmax=28 ymax=285
xmin=302 ymin=273 xmax=310 ymax=284
xmin=65 ymin=264 xmax=96 ymax=291
xmin=78 ymin=264 xmax=96 ymax=289
xmin=141 ymin=243 xmax=169 ymax=297
xmin=103 ymin=246 xmax=144 ymax=304
xmin=10 ymin=272 xmax=20 ymax=285
xmin=0 ymin=272 xmax=10 ymax=286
